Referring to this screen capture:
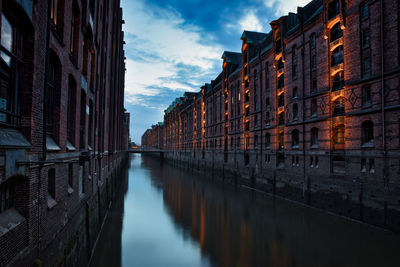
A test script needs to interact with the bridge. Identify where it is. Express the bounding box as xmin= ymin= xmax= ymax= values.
xmin=129 ymin=147 xmax=165 ymax=154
